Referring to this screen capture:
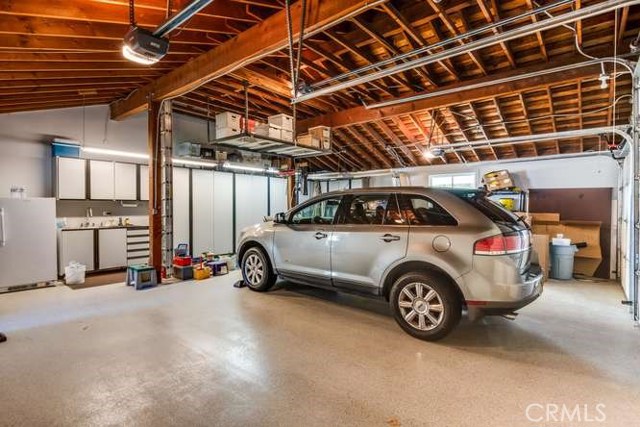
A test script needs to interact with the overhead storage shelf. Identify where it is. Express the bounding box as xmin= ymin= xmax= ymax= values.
xmin=208 ymin=133 xmax=330 ymax=158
